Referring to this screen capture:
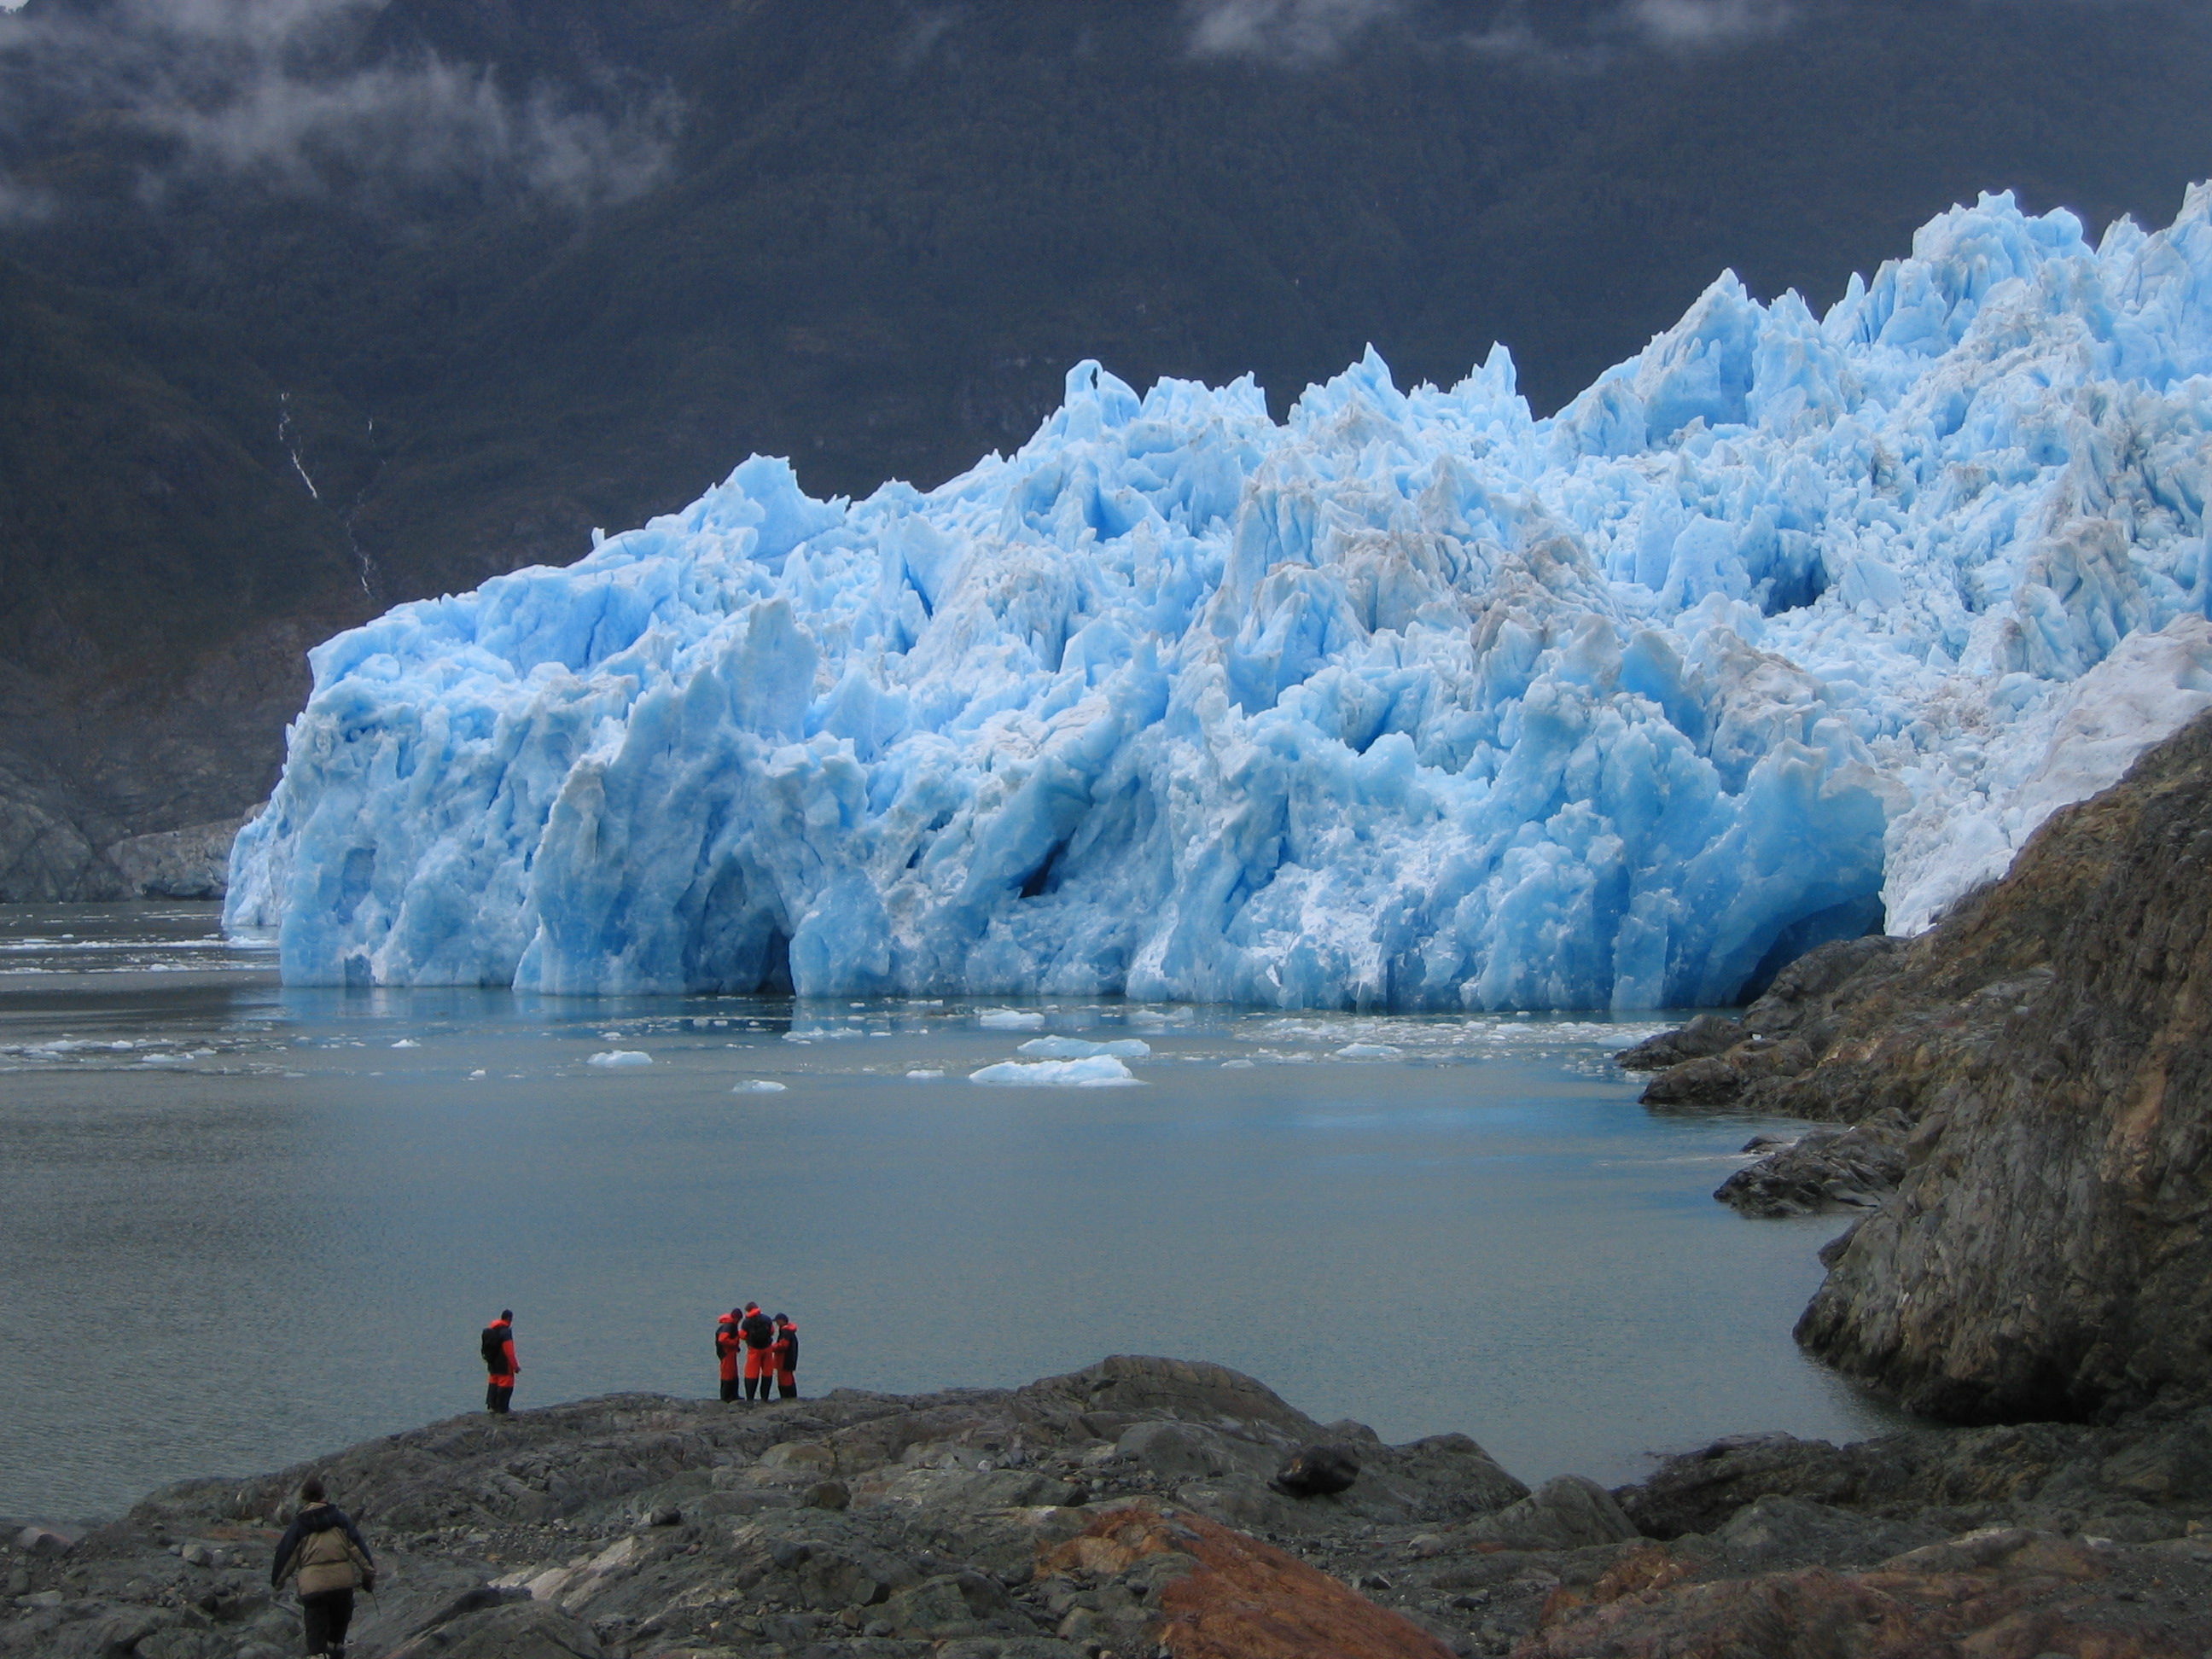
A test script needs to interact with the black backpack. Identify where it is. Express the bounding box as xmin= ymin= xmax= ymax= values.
xmin=480 ymin=1324 xmax=506 ymax=1369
